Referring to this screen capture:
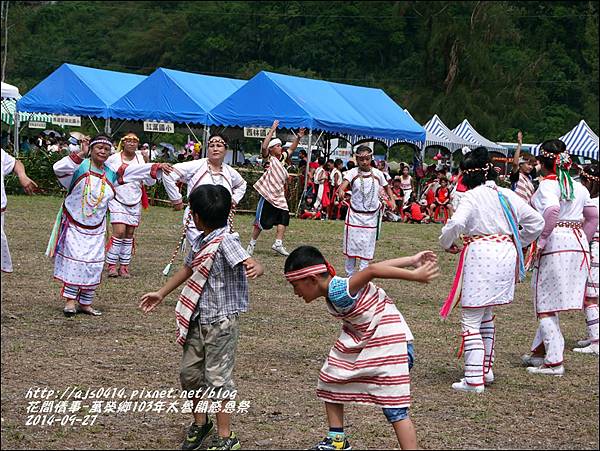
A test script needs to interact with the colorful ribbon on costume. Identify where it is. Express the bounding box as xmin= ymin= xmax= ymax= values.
xmin=497 ymin=190 xmax=525 ymax=281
